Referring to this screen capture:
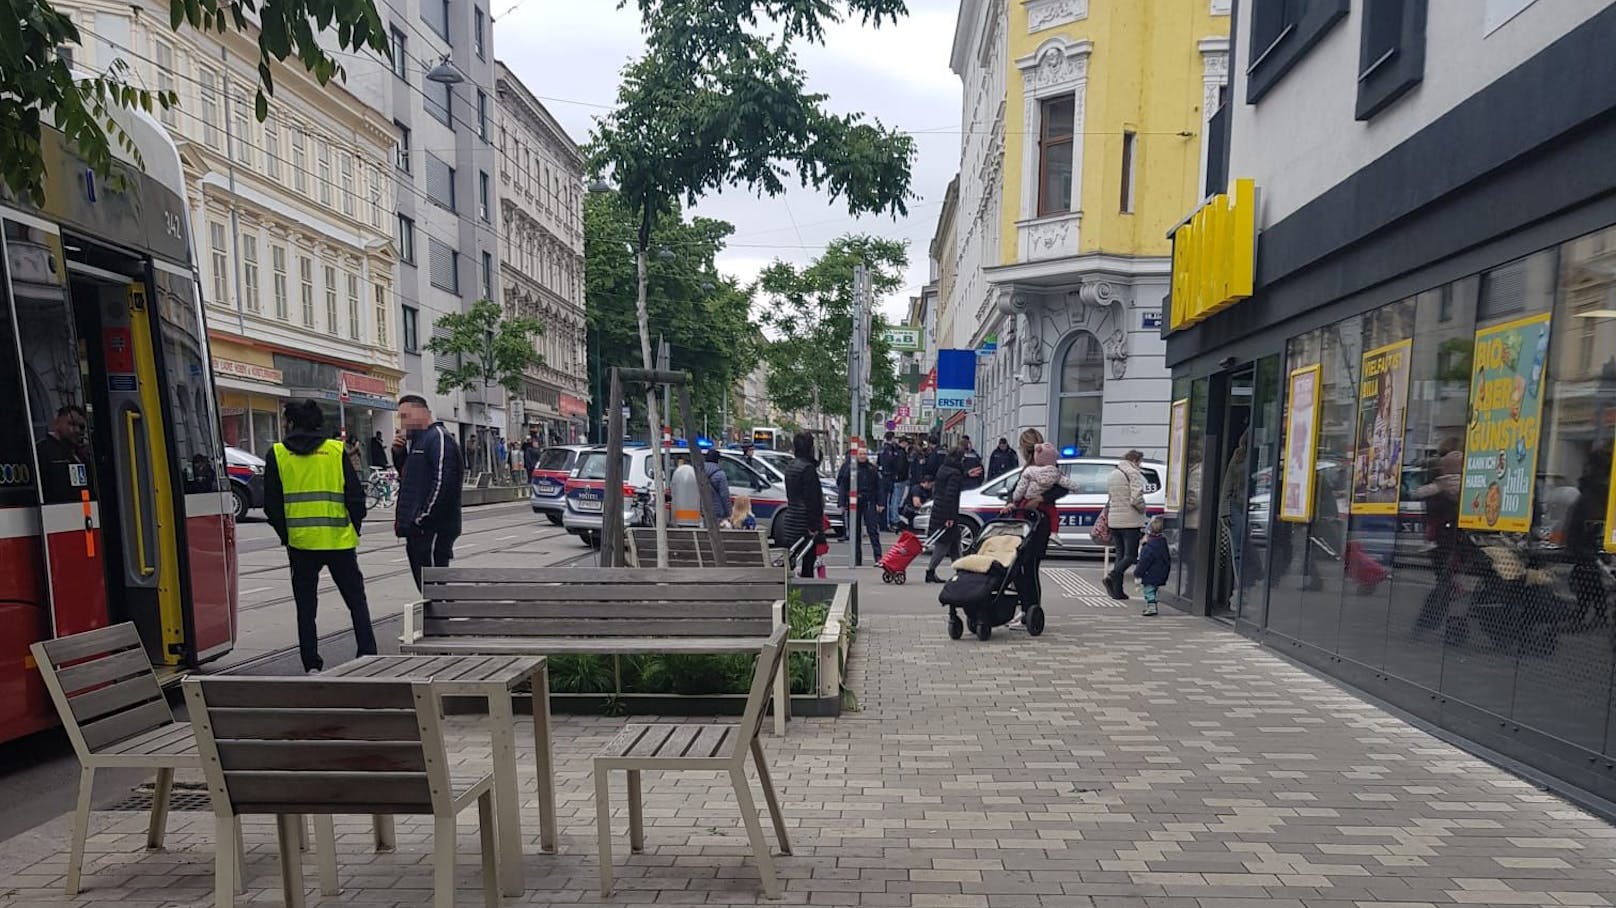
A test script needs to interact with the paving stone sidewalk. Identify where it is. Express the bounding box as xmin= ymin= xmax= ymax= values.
xmin=3 ymin=603 xmax=1615 ymax=907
